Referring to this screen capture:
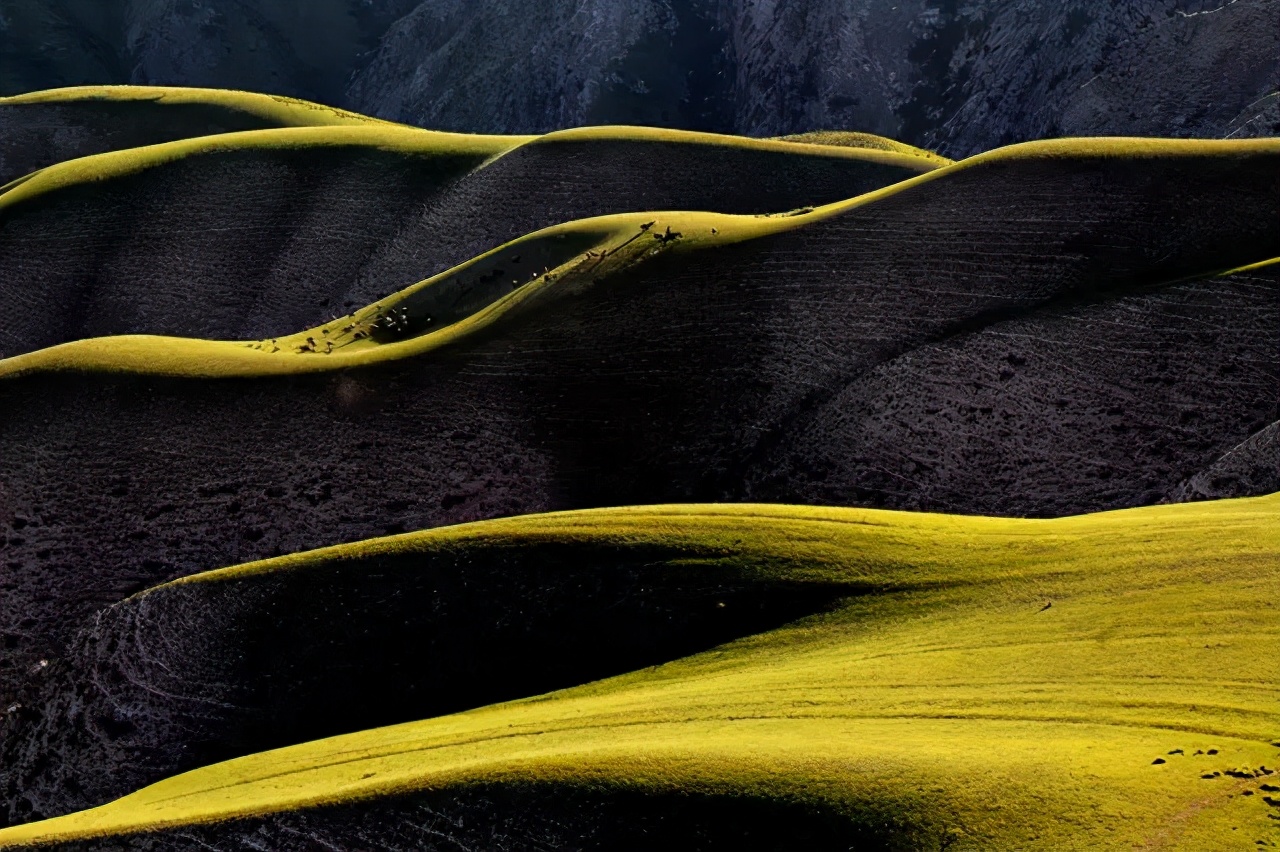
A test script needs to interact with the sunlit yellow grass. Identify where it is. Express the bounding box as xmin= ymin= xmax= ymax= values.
xmin=0 ymin=90 xmax=940 ymax=210
xmin=1 ymin=85 xmax=947 ymax=168
xmin=2 ymin=495 xmax=1277 ymax=848
xmin=0 ymin=85 xmax=400 ymax=128
xmin=1 ymin=135 xmax=1275 ymax=382
xmin=776 ymin=129 xmax=954 ymax=165
xmin=0 ymin=124 xmax=528 ymax=210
